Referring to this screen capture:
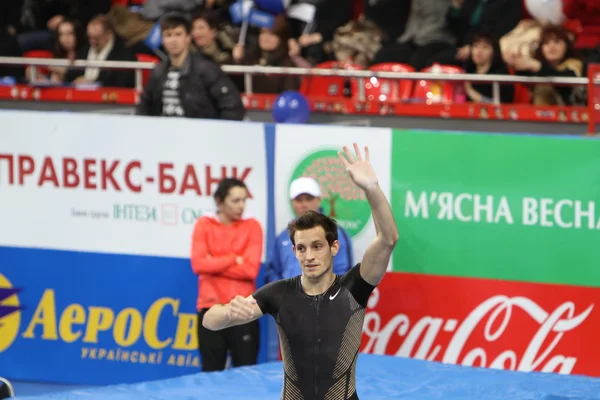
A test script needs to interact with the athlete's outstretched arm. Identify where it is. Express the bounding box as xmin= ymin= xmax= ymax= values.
xmin=339 ymin=143 xmax=399 ymax=286
xmin=202 ymin=295 xmax=263 ymax=331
